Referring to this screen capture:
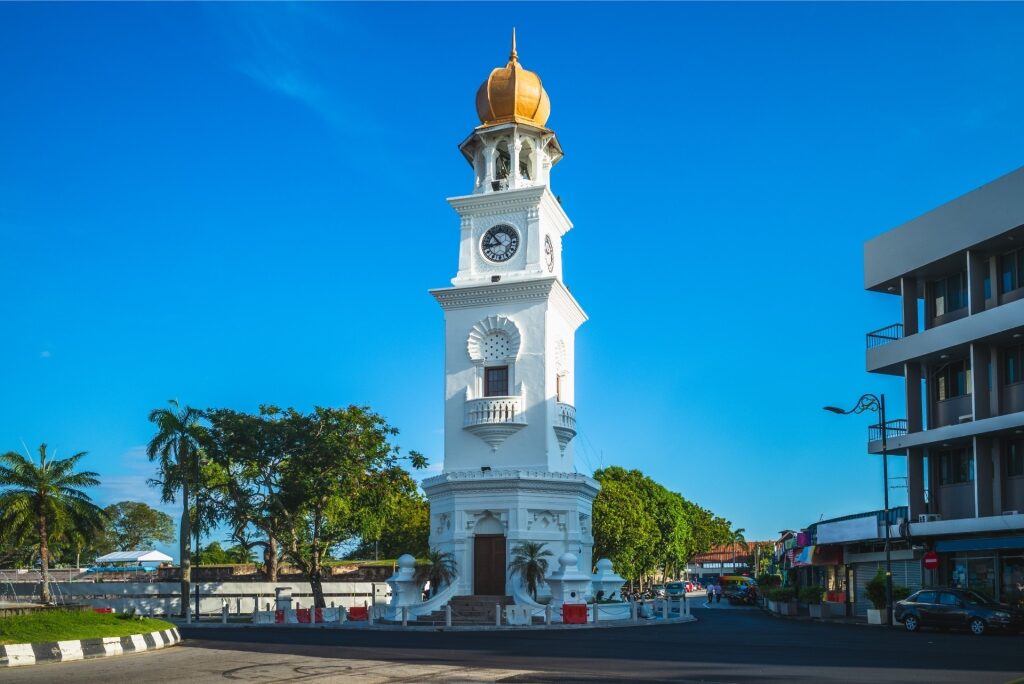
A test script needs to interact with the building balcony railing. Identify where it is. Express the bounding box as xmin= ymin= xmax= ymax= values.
xmin=866 ymin=322 xmax=904 ymax=349
xmin=464 ymin=396 xmax=525 ymax=451
xmin=465 ymin=396 xmax=524 ymax=427
xmin=867 ymin=418 xmax=909 ymax=443
xmin=554 ymin=402 xmax=577 ymax=453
